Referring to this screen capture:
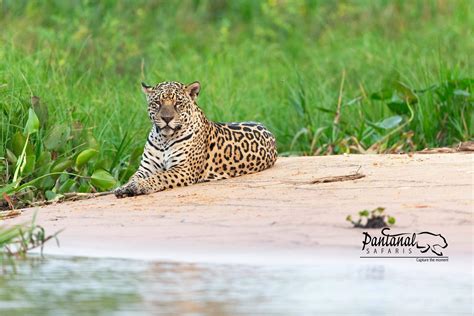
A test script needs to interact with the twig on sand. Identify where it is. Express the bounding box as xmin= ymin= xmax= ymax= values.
xmin=417 ymin=141 xmax=474 ymax=154
xmin=311 ymin=173 xmax=365 ymax=184
xmin=62 ymin=191 xmax=113 ymax=200
xmin=0 ymin=209 xmax=22 ymax=220
xmin=28 ymin=191 xmax=113 ymax=207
